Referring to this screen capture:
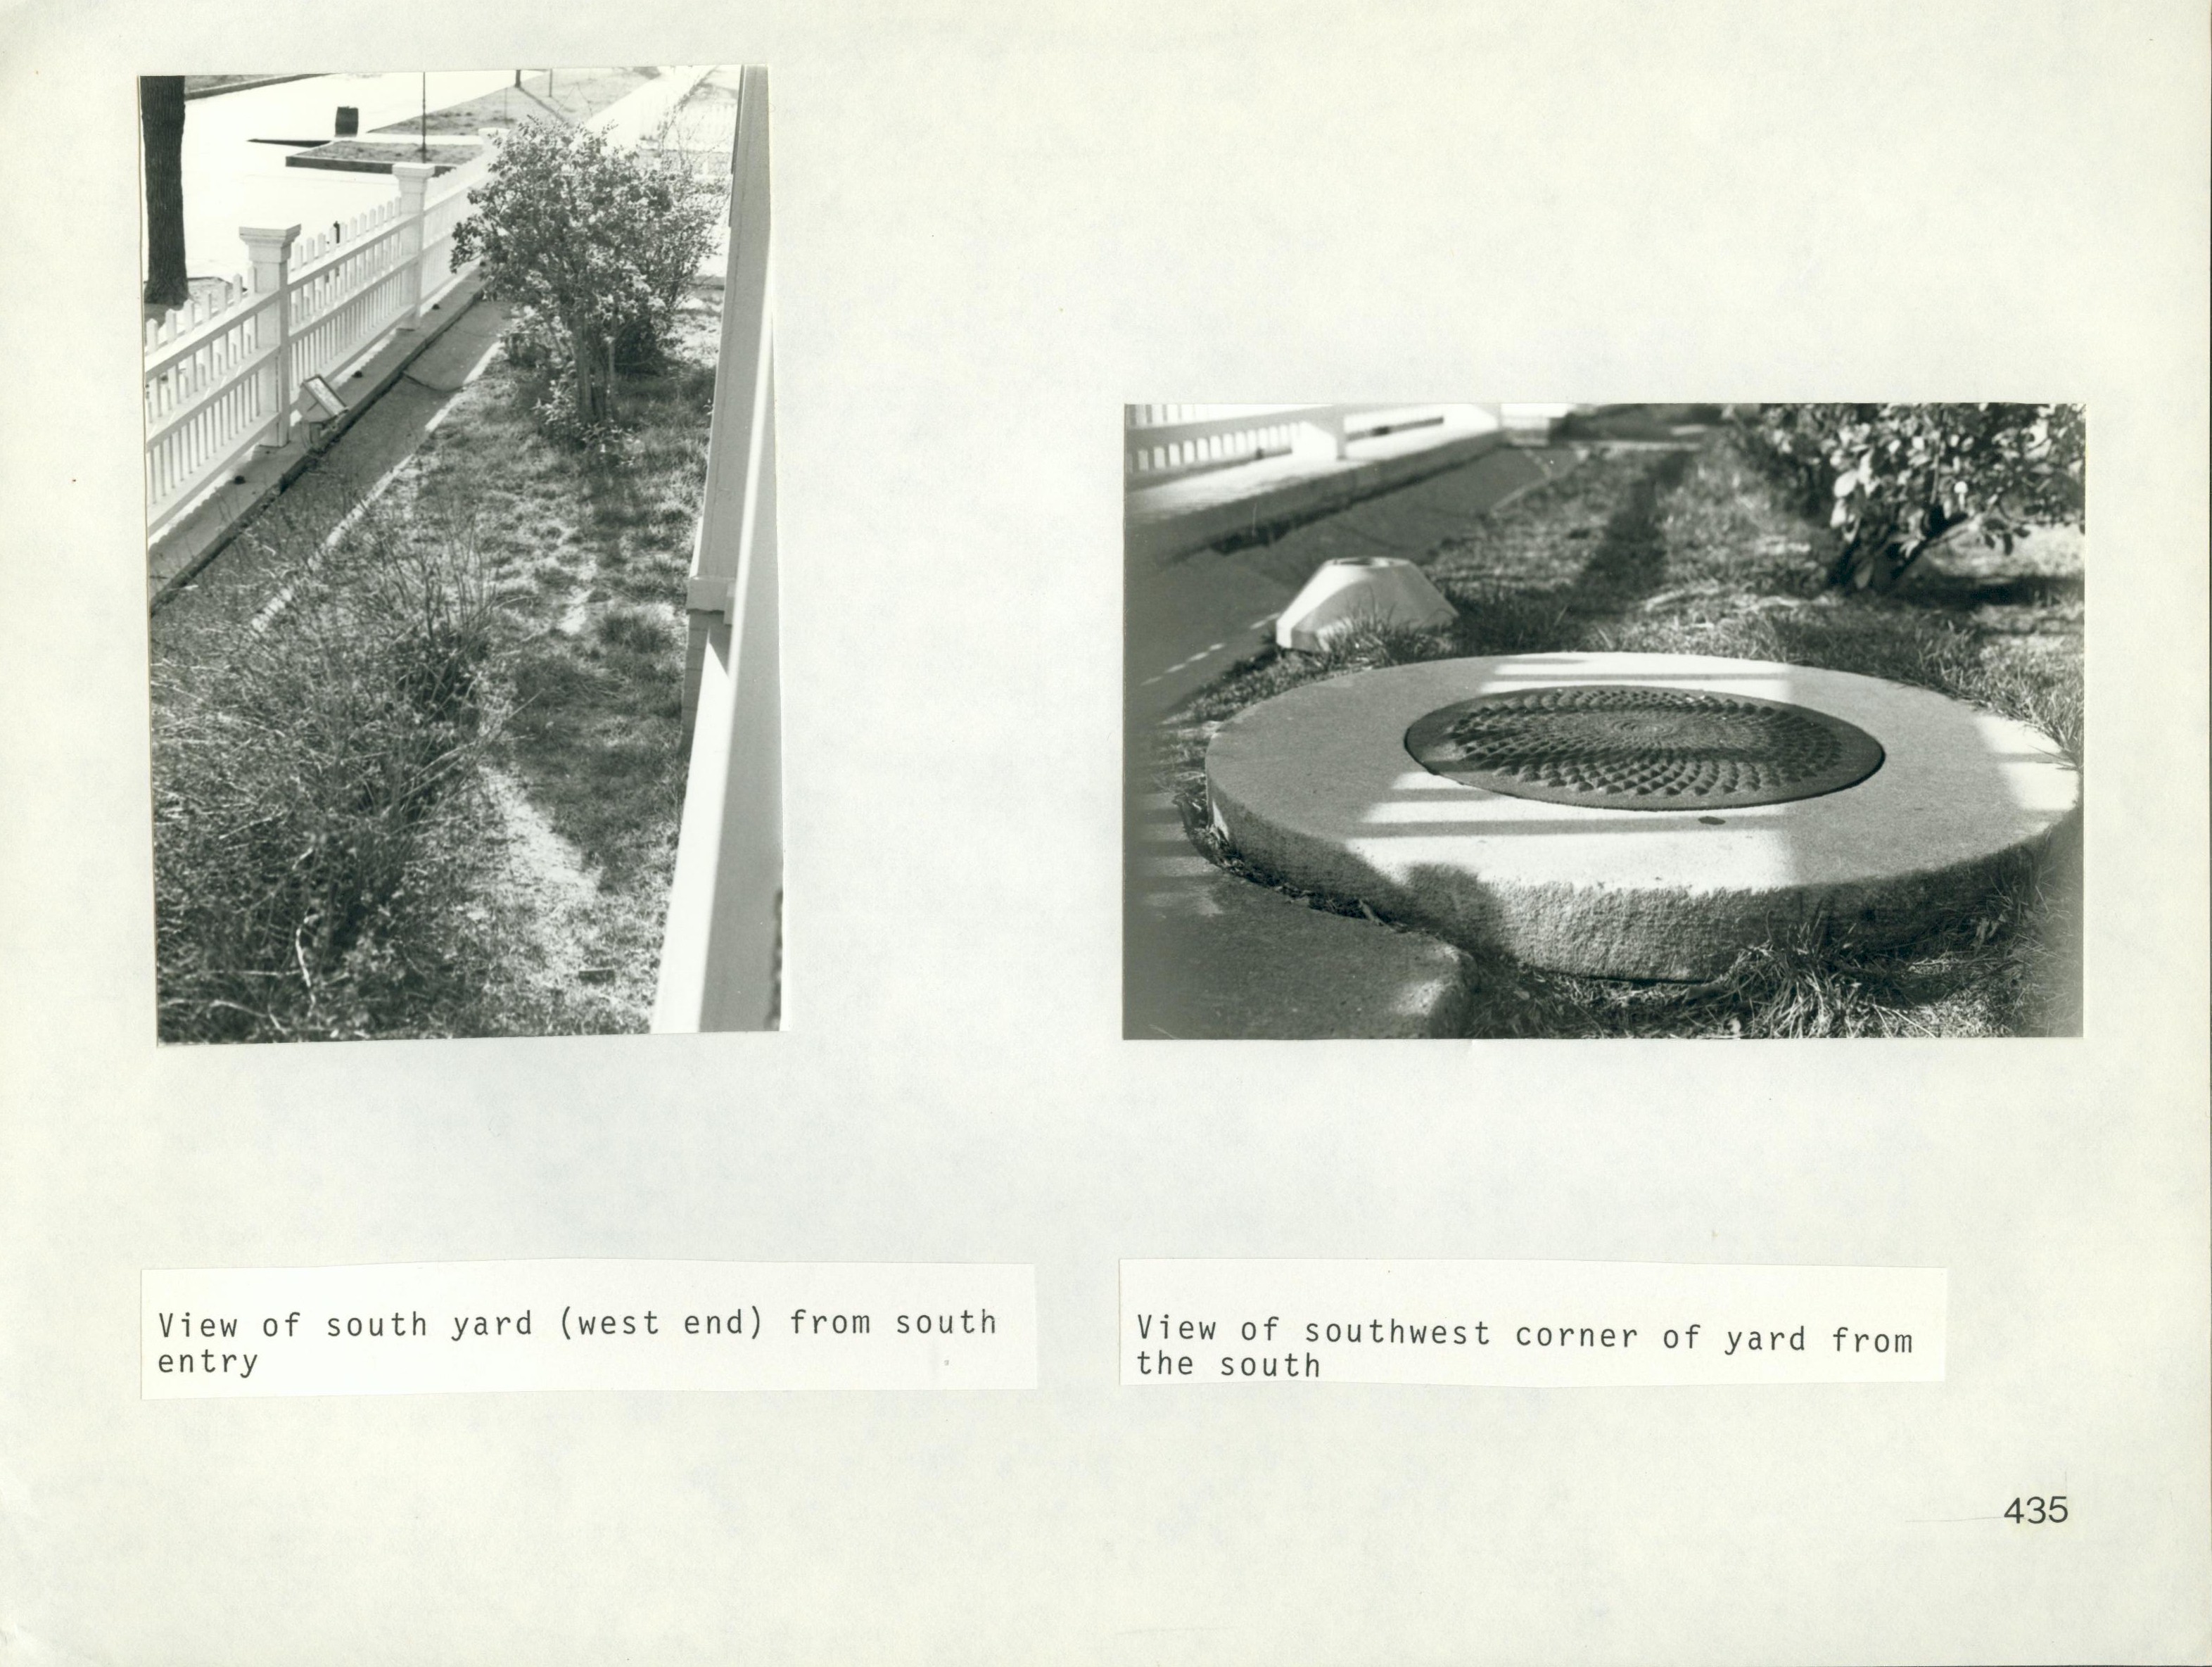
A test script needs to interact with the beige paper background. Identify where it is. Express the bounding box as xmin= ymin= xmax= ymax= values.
xmin=1 ymin=1 xmax=2206 ymax=1661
